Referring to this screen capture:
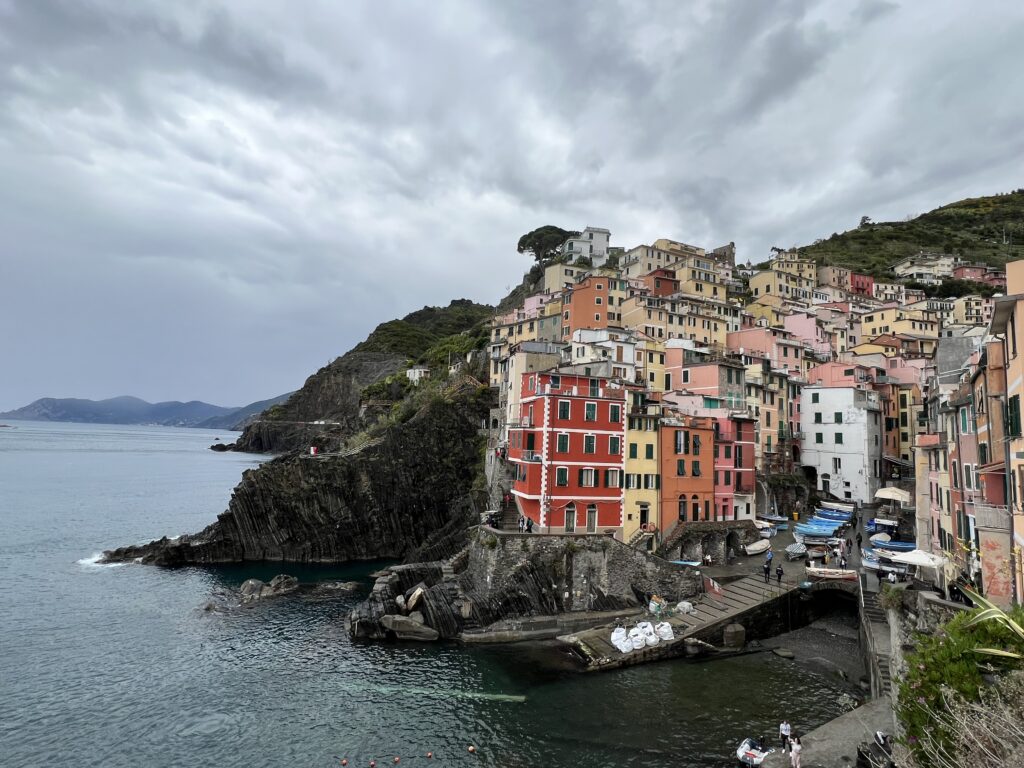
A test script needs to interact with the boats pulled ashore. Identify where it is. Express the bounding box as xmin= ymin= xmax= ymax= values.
xmin=785 ymin=543 xmax=807 ymax=560
xmin=806 ymin=565 xmax=858 ymax=581
xmin=744 ymin=539 xmax=771 ymax=556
